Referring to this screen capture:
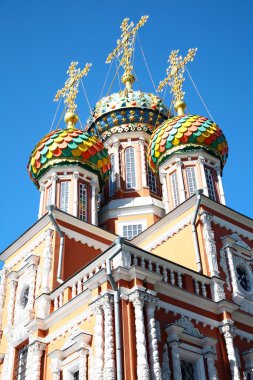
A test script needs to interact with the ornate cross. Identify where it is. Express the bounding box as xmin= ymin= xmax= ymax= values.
xmin=106 ymin=16 xmax=149 ymax=89
xmin=54 ymin=61 xmax=92 ymax=114
xmin=158 ymin=48 xmax=197 ymax=108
